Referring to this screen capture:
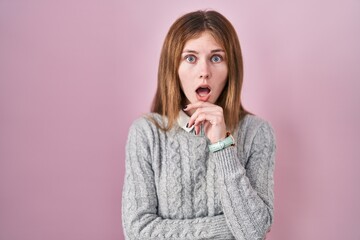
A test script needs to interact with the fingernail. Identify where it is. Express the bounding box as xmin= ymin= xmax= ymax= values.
xmin=183 ymin=105 xmax=188 ymax=110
